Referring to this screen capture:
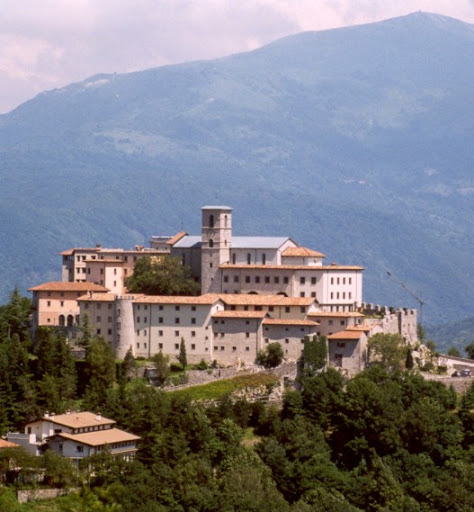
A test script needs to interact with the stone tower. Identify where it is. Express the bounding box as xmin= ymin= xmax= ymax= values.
xmin=201 ymin=206 xmax=232 ymax=293
xmin=114 ymin=295 xmax=136 ymax=359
